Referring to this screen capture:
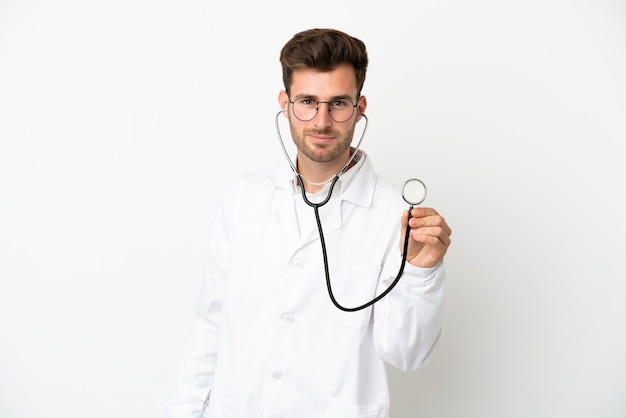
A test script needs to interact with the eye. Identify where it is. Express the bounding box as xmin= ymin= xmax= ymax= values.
xmin=298 ymin=98 xmax=316 ymax=107
xmin=332 ymin=99 xmax=349 ymax=108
